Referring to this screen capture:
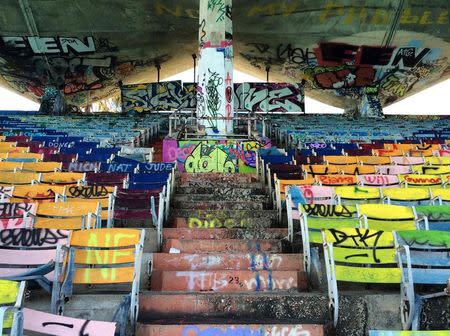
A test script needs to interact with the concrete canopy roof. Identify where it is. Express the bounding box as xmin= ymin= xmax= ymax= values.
xmin=0 ymin=0 xmax=448 ymax=110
